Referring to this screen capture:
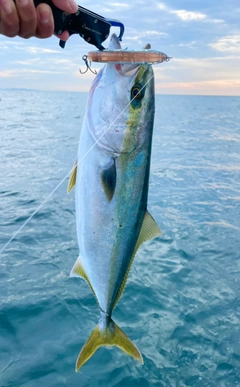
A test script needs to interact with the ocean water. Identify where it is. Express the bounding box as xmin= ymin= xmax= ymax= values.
xmin=0 ymin=89 xmax=240 ymax=387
